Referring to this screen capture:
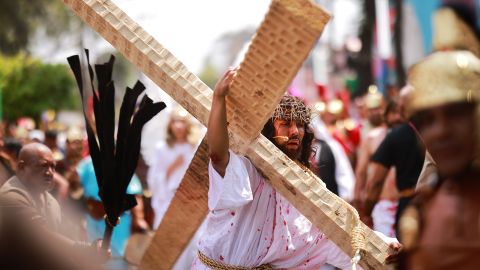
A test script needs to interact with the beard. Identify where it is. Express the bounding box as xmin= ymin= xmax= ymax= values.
xmin=368 ymin=114 xmax=383 ymax=127
xmin=281 ymin=145 xmax=302 ymax=160
xmin=274 ymin=136 xmax=303 ymax=160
